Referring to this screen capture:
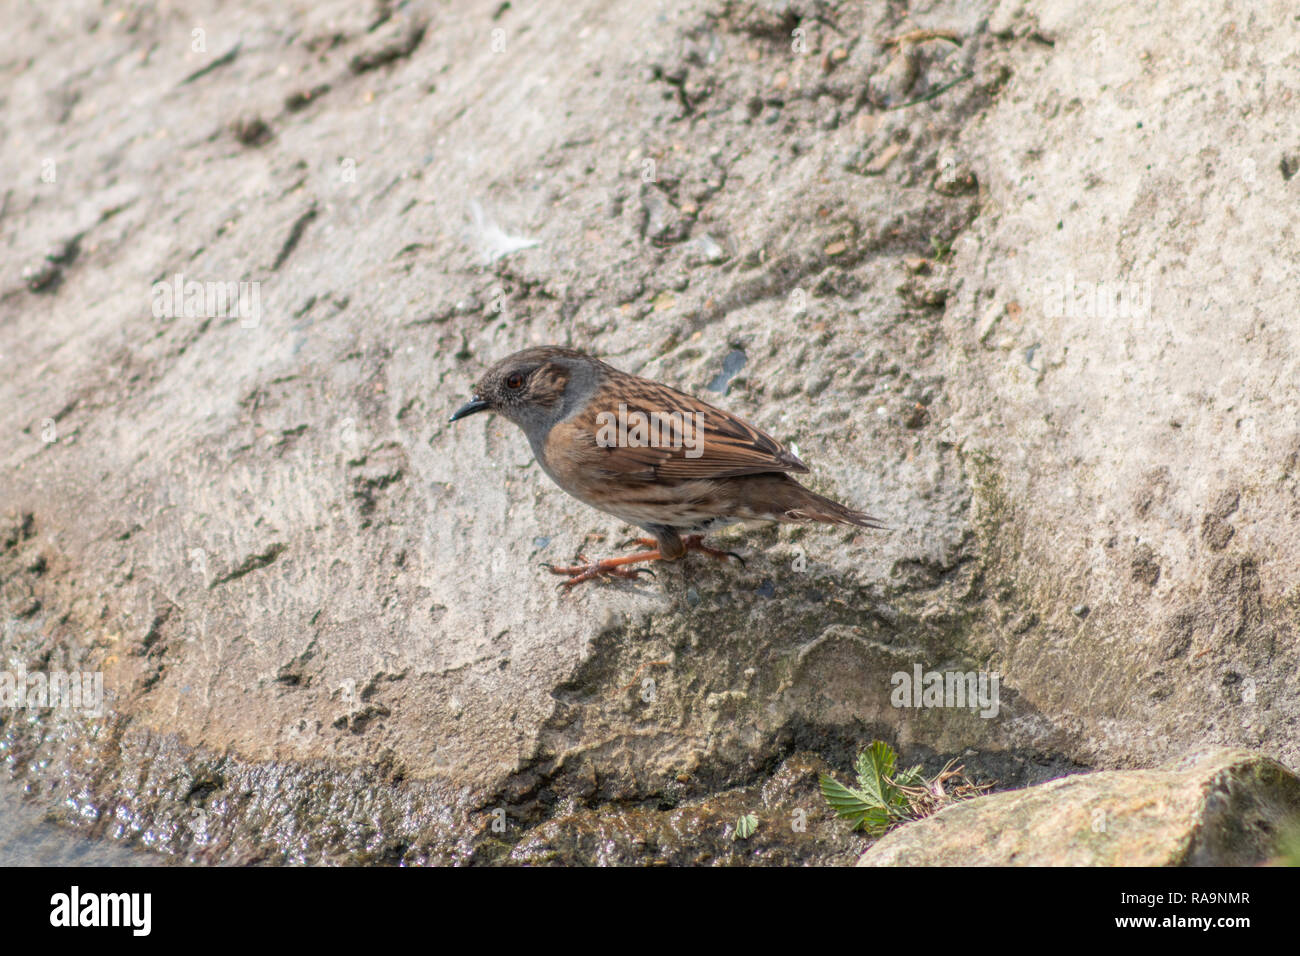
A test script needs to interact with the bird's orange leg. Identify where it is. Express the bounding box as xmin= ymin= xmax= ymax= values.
xmin=549 ymin=535 xmax=746 ymax=590
xmin=682 ymin=535 xmax=745 ymax=565
xmin=544 ymin=550 xmax=663 ymax=589
xmin=622 ymin=535 xmax=745 ymax=566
